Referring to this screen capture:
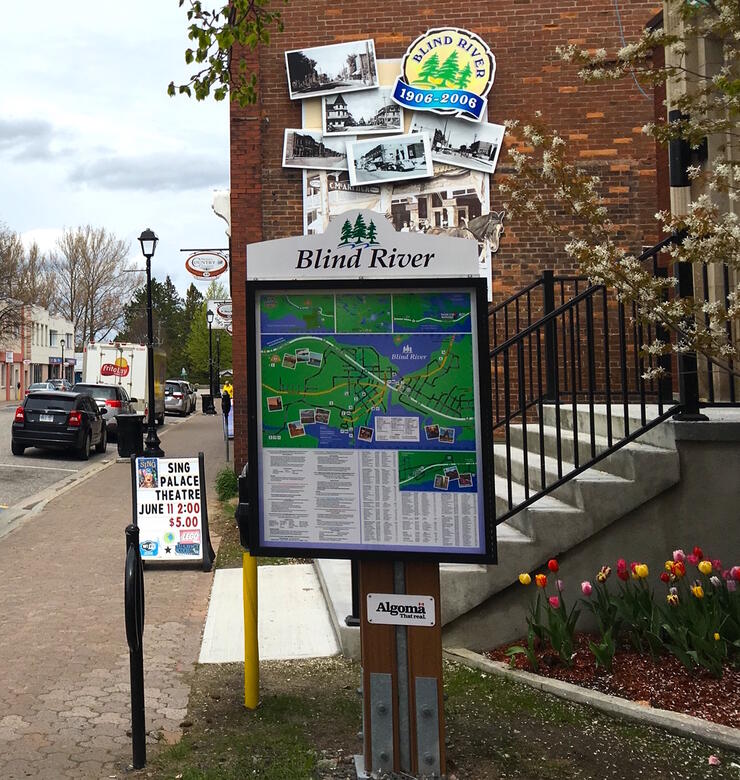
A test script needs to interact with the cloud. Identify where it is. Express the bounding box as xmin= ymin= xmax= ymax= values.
xmin=0 ymin=118 xmax=56 ymax=161
xmin=67 ymin=152 xmax=229 ymax=192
